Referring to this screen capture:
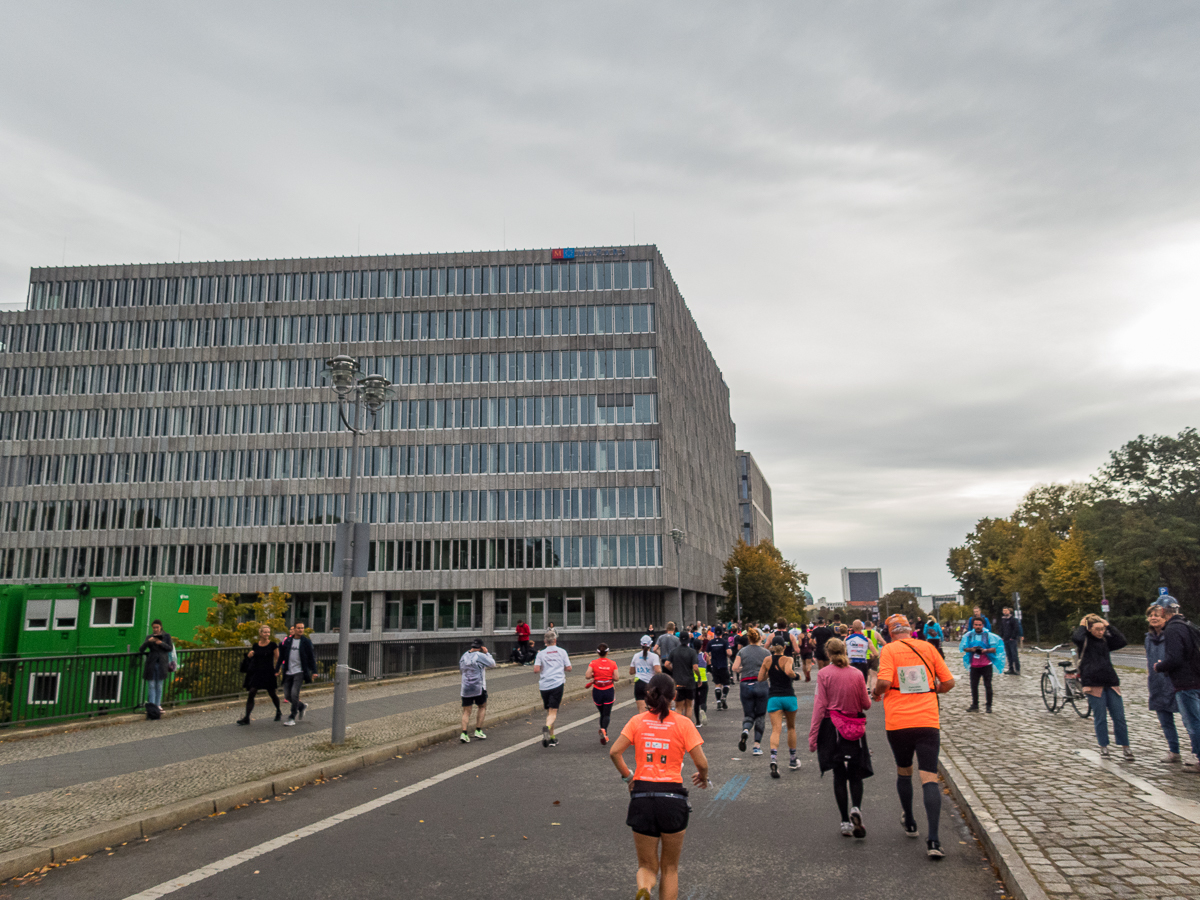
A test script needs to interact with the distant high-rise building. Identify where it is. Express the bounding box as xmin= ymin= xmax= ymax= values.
xmin=842 ymin=568 xmax=882 ymax=606
xmin=735 ymin=450 xmax=773 ymax=545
